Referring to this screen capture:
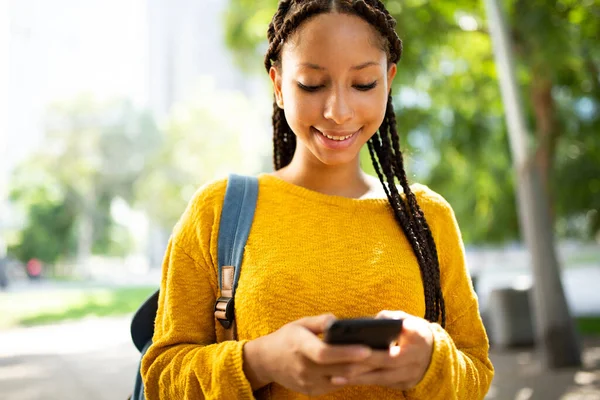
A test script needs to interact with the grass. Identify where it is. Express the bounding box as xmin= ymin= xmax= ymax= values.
xmin=1 ymin=284 xmax=600 ymax=337
xmin=563 ymin=250 xmax=600 ymax=266
xmin=0 ymin=284 xmax=157 ymax=329
xmin=576 ymin=316 xmax=600 ymax=336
